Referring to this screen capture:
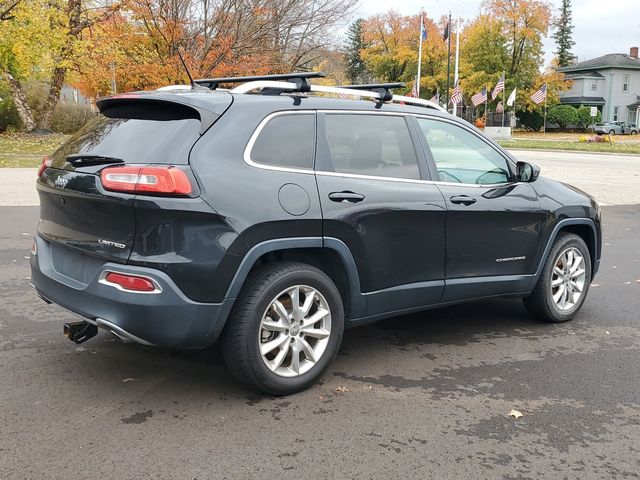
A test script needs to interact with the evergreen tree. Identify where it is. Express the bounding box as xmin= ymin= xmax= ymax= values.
xmin=344 ymin=18 xmax=369 ymax=83
xmin=552 ymin=0 xmax=576 ymax=67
